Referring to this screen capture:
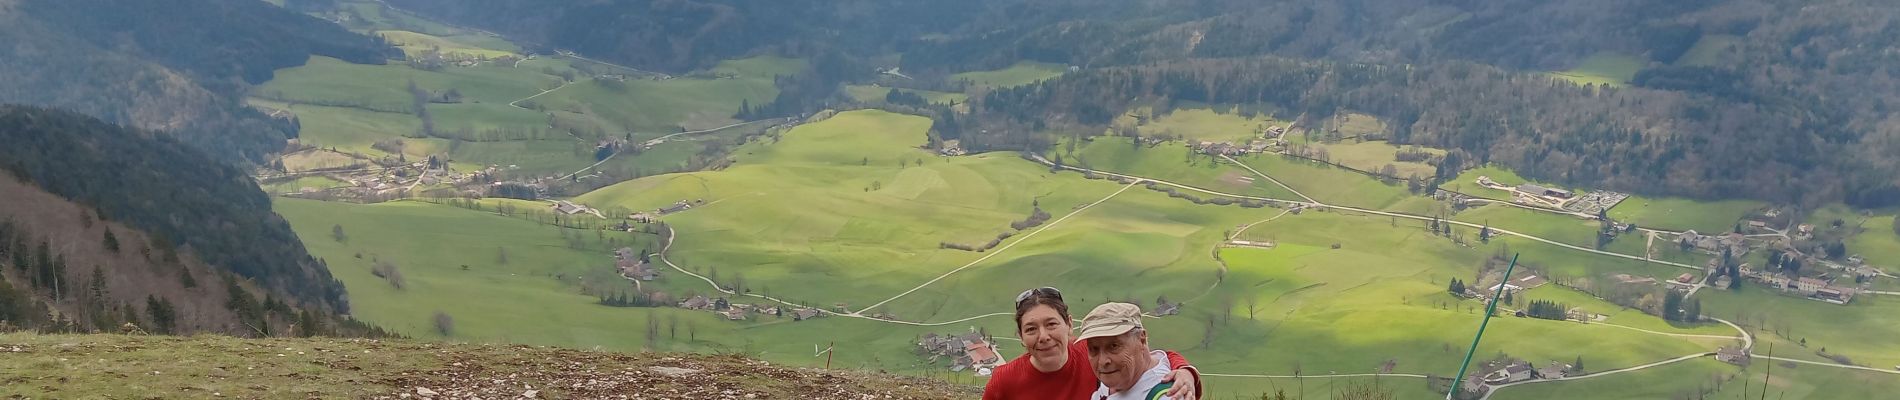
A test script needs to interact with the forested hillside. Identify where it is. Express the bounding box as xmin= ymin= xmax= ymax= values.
xmin=0 ymin=0 xmax=394 ymax=164
xmin=954 ymin=57 xmax=1896 ymax=207
xmin=0 ymin=106 xmax=348 ymax=313
xmin=376 ymin=0 xmax=1900 ymax=207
